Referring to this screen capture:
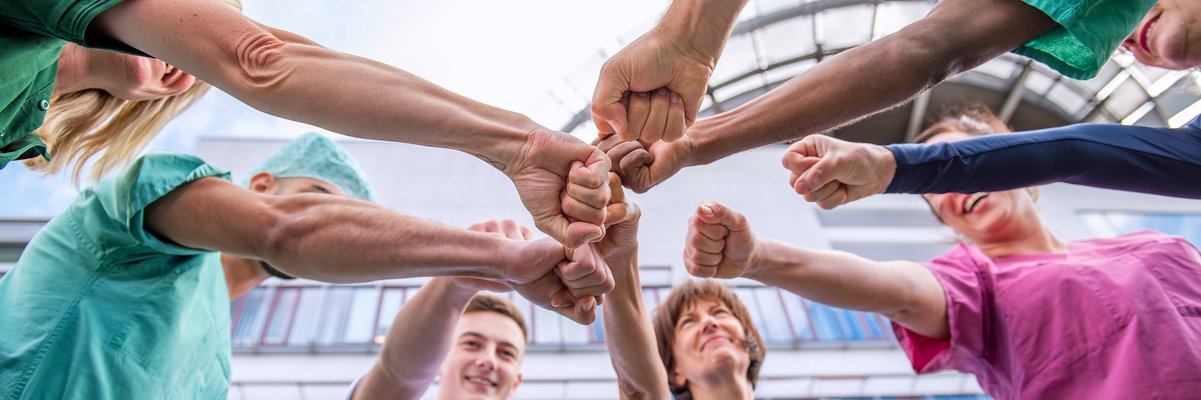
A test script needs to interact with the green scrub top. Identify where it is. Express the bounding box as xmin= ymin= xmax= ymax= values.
xmin=1015 ymin=0 xmax=1156 ymax=80
xmin=0 ymin=0 xmax=126 ymax=169
xmin=0 ymin=153 xmax=234 ymax=400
